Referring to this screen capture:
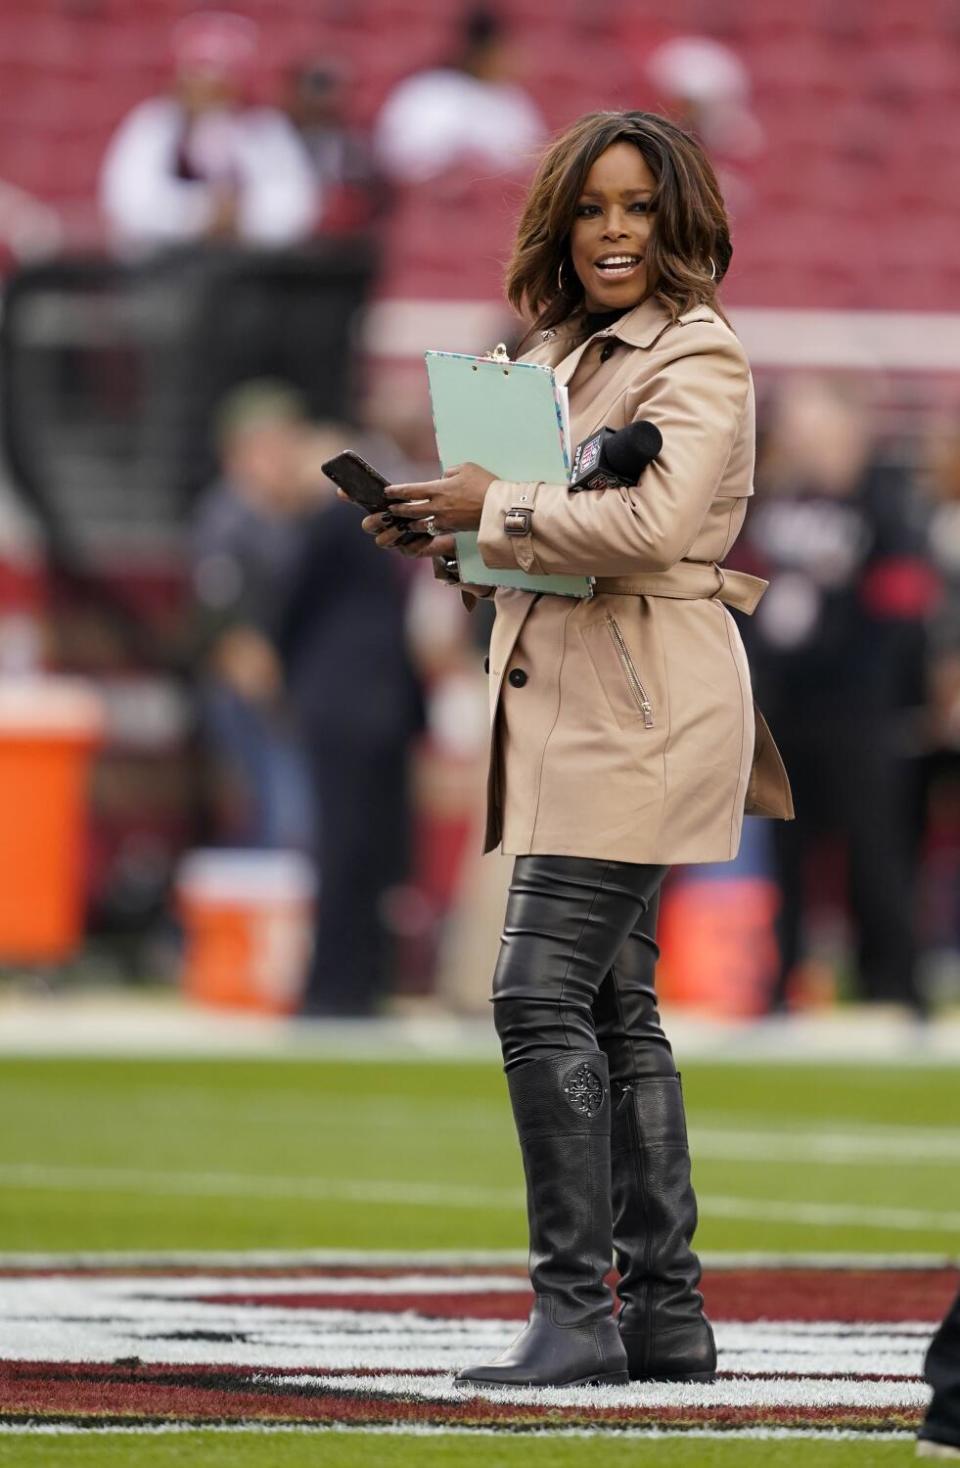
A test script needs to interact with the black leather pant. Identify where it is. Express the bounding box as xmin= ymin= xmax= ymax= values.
xmin=493 ymin=856 xmax=674 ymax=1079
